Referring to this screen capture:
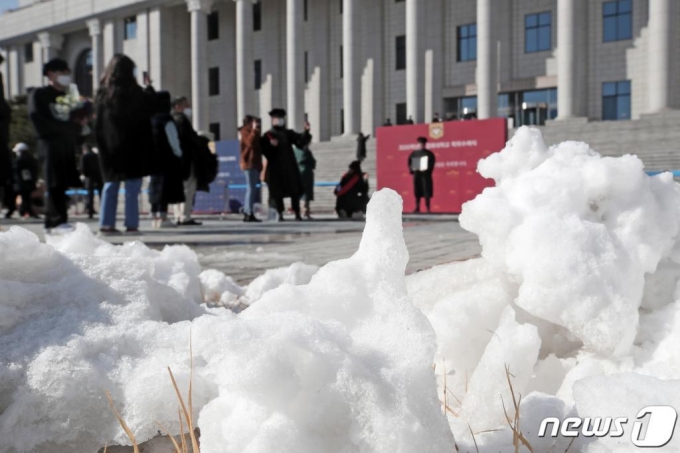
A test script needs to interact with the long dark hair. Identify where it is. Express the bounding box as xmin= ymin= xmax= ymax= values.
xmin=99 ymin=54 xmax=138 ymax=105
